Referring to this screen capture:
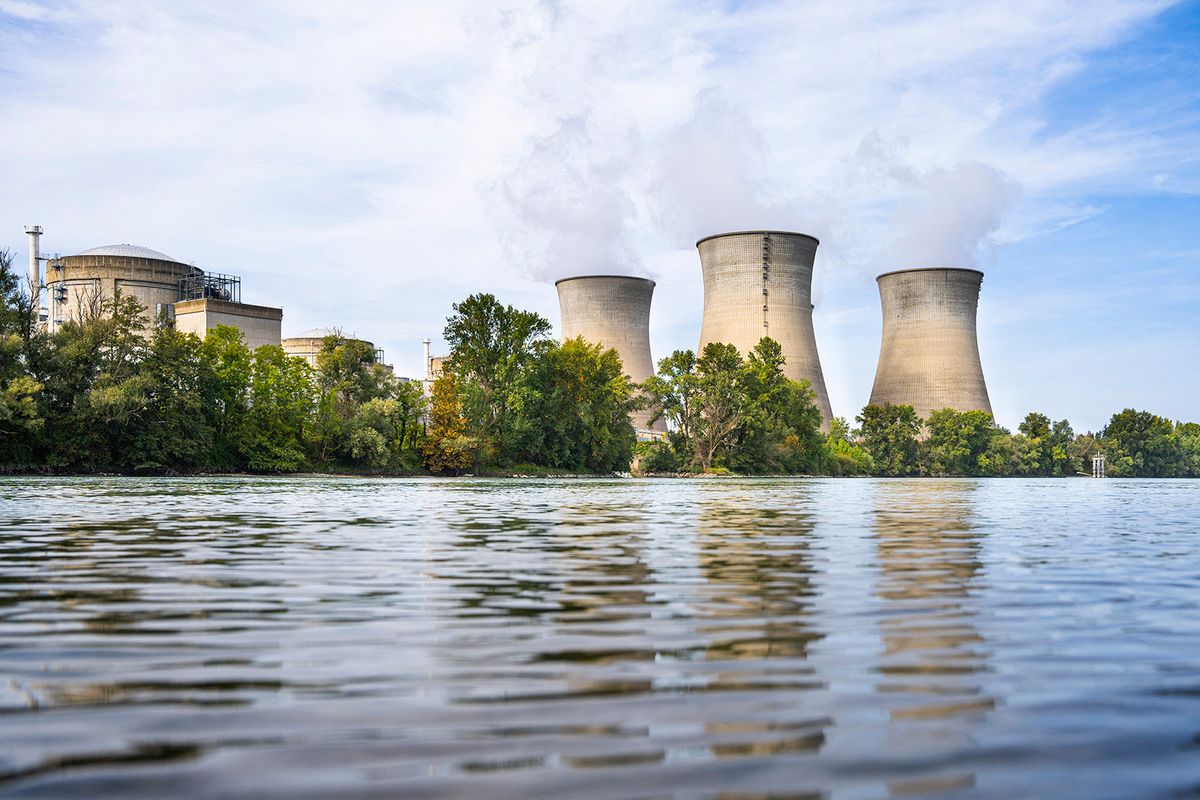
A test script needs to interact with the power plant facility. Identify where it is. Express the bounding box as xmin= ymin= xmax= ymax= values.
xmin=18 ymin=224 xmax=1004 ymax=430
xmin=696 ymin=231 xmax=834 ymax=424
xmin=869 ymin=267 xmax=992 ymax=420
xmin=26 ymin=228 xmax=282 ymax=349
xmin=555 ymin=275 xmax=666 ymax=435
